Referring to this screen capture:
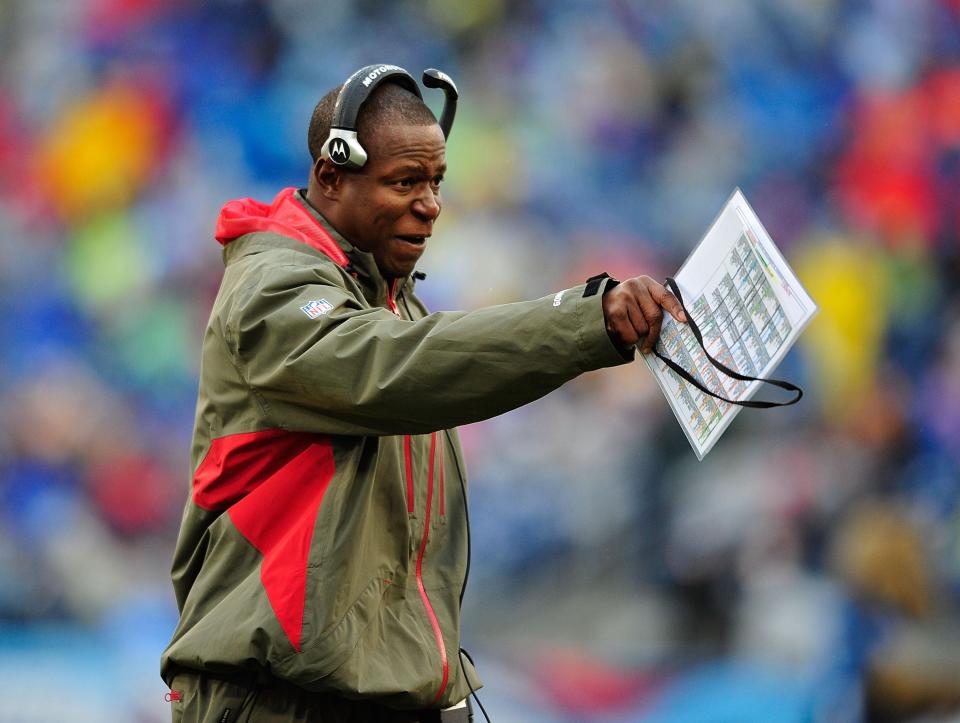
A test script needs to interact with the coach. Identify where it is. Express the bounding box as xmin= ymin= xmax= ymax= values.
xmin=161 ymin=64 xmax=685 ymax=722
